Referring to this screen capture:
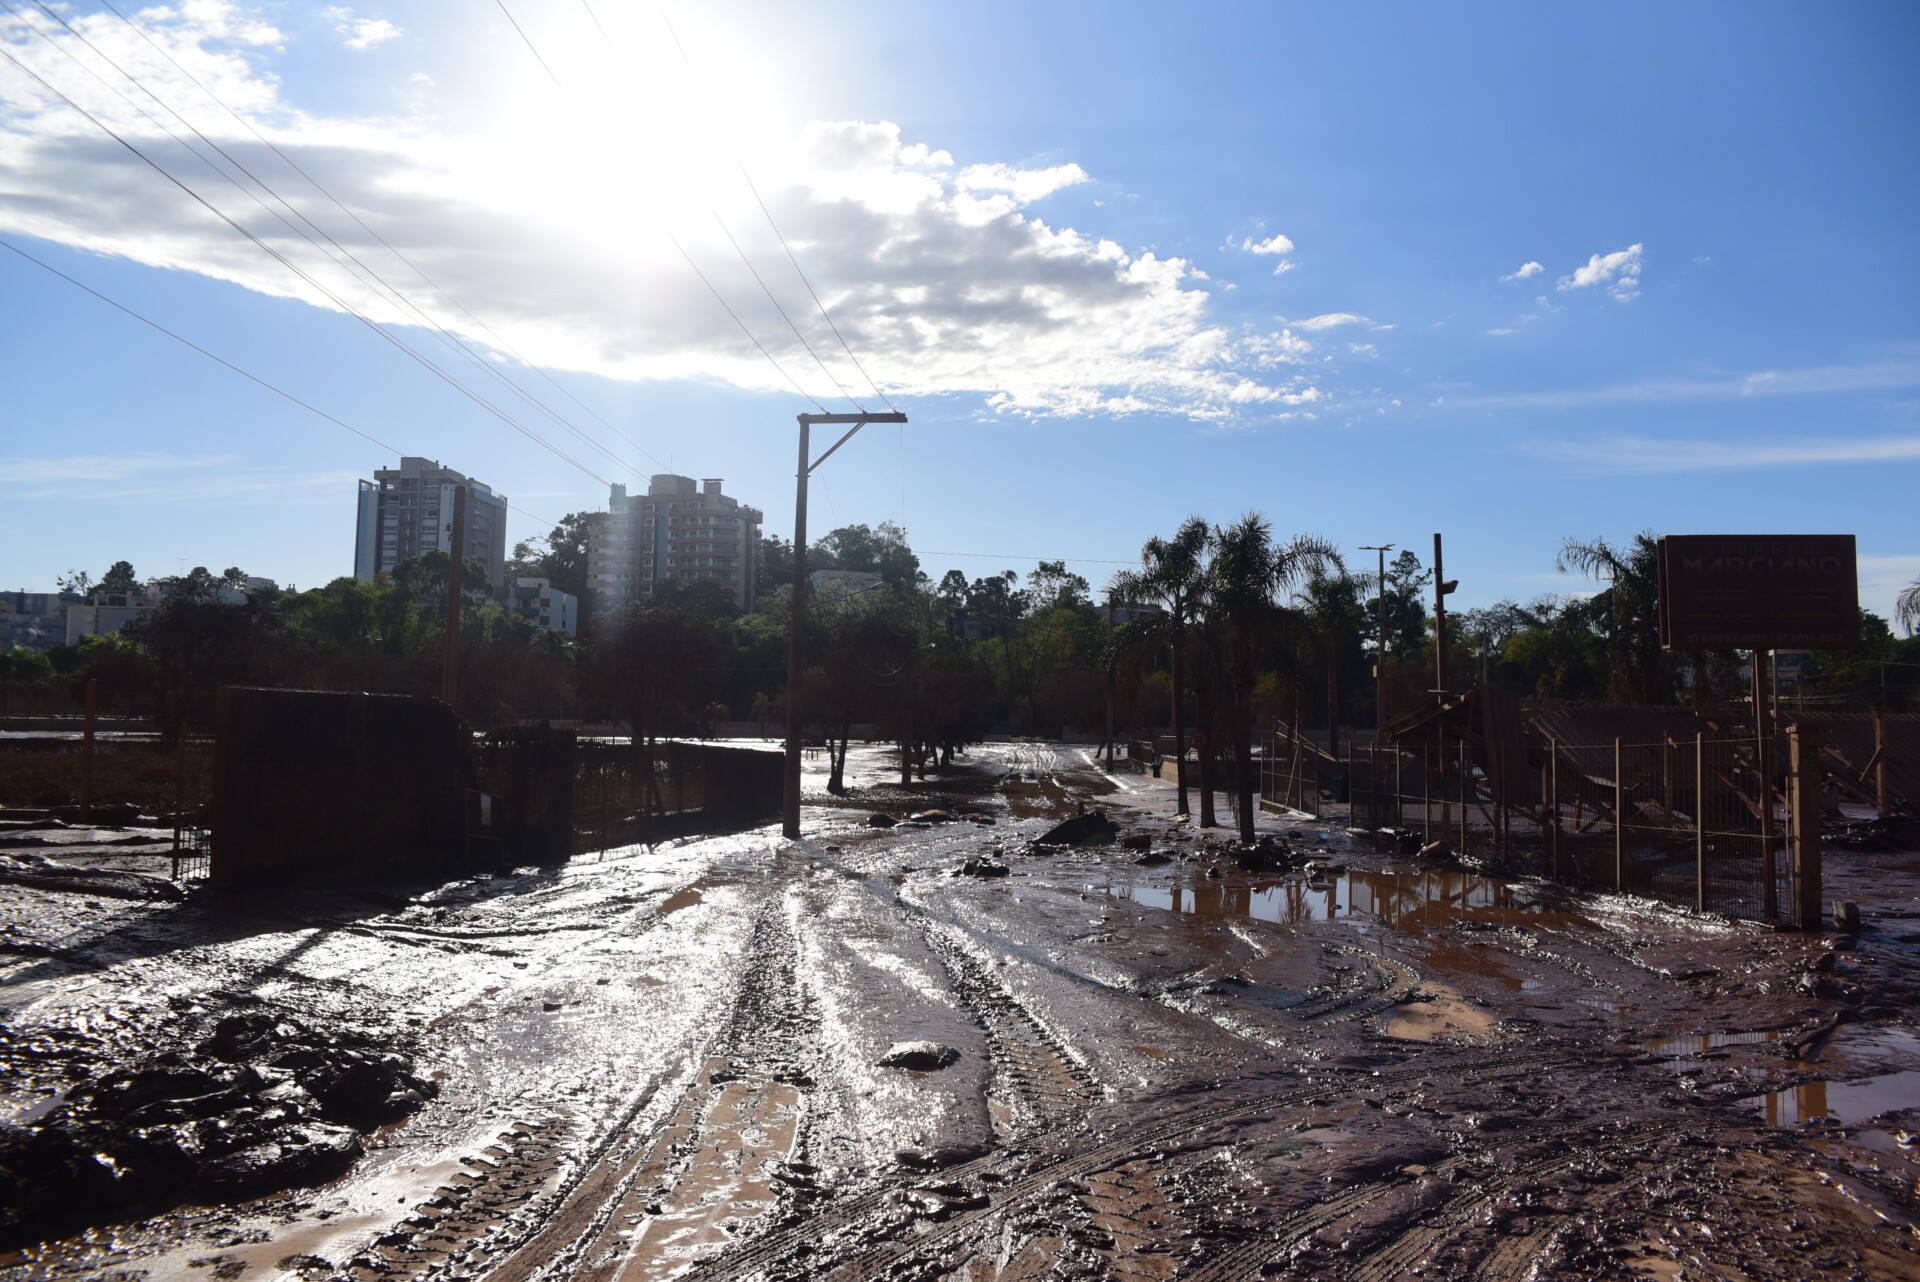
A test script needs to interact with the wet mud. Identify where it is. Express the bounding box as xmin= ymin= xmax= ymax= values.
xmin=3 ymin=741 xmax=1918 ymax=1279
